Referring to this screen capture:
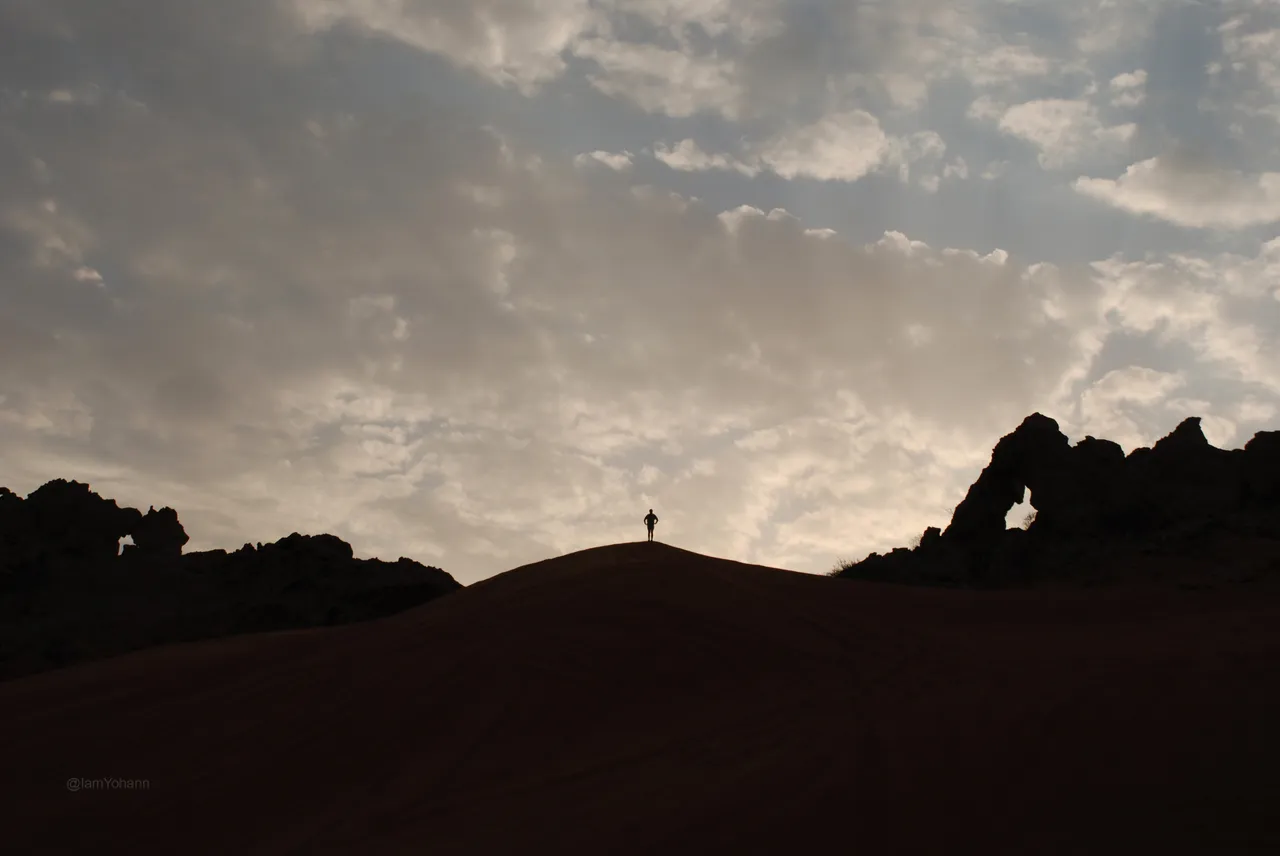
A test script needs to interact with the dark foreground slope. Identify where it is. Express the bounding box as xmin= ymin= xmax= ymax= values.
xmin=0 ymin=479 xmax=461 ymax=680
xmin=4 ymin=542 xmax=1279 ymax=854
